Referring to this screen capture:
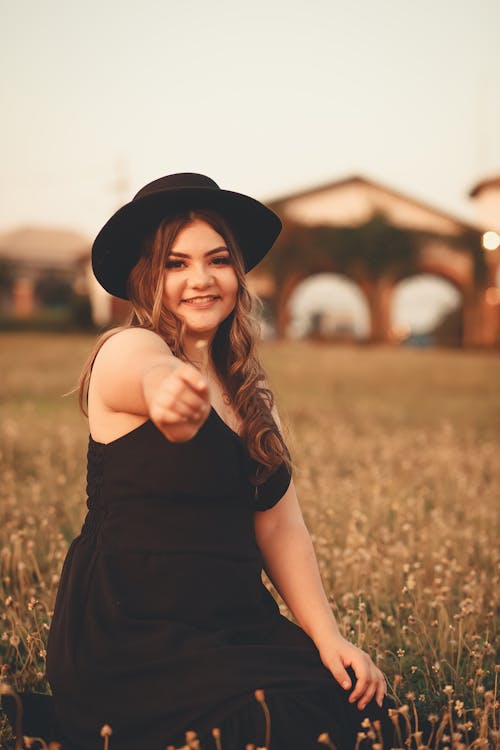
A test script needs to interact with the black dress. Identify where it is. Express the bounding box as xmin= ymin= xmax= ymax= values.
xmin=46 ymin=407 xmax=396 ymax=750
